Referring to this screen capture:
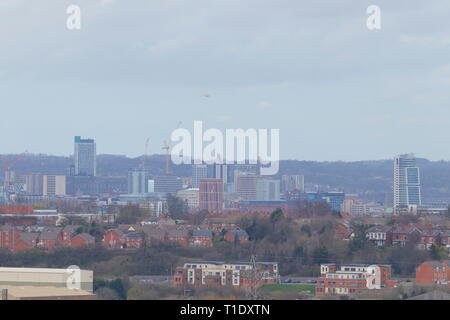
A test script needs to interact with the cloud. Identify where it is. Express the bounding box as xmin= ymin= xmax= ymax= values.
xmin=258 ymin=101 xmax=272 ymax=109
